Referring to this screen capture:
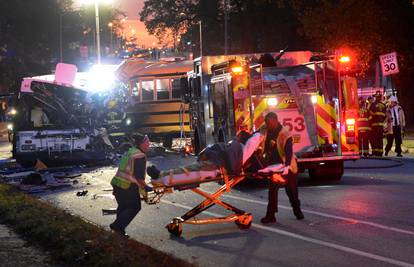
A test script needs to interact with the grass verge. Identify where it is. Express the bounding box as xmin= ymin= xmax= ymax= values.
xmin=0 ymin=183 xmax=194 ymax=267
